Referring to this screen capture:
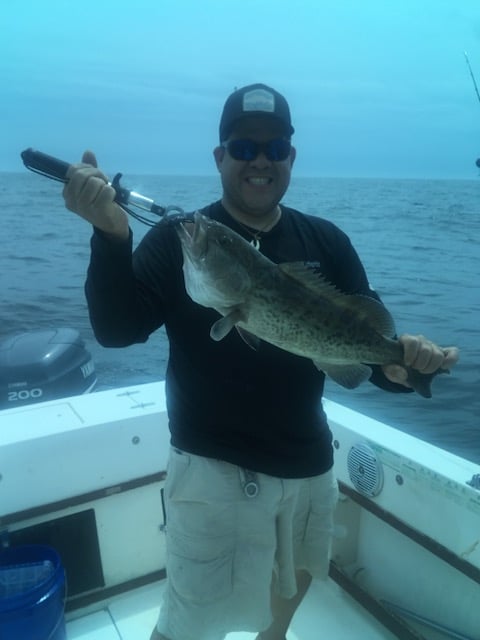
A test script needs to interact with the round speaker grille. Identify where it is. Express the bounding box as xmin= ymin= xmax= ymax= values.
xmin=347 ymin=442 xmax=384 ymax=497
